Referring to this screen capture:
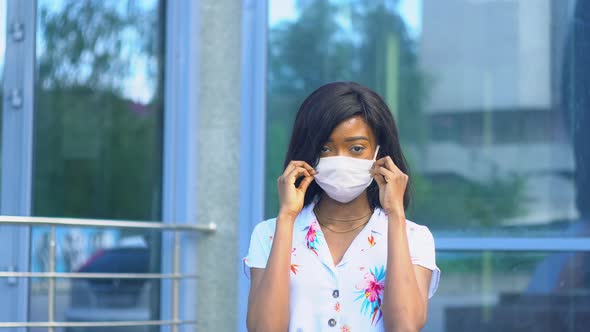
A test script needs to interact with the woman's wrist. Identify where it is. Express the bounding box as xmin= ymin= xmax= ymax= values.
xmin=385 ymin=208 xmax=406 ymax=224
xmin=278 ymin=208 xmax=299 ymax=224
